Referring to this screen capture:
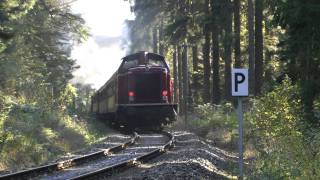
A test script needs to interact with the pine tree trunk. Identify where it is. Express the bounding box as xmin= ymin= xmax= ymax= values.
xmin=192 ymin=45 xmax=199 ymax=104
xmin=177 ymin=46 xmax=183 ymax=114
xmin=264 ymin=25 xmax=272 ymax=87
xmin=153 ymin=28 xmax=158 ymax=54
xmin=223 ymin=0 xmax=232 ymax=101
xmin=234 ymin=0 xmax=242 ymax=67
xmin=173 ymin=46 xmax=178 ymax=103
xmin=203 ymin=0 xmax=211 ymax=103
xmin=255 ymin=0 xmax=263 ymax=95
xmin=192 ymin=46 xmax=199 ymax=74
xmin=211 ymin=0 xmax=221 ymax=104
xmin=182 ymin=45 xmax=189 ymax=114
xmin=248 ymin=0 xmax=255 ymax=95
xmin=159 ymin=24 xmax=164 ymax=55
